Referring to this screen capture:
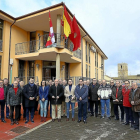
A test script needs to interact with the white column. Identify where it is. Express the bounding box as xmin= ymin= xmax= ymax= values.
xmin=56 ymin=53 xmax=60 ymax=79
xmin=56 ymin=15 xmax=61 ymax=46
